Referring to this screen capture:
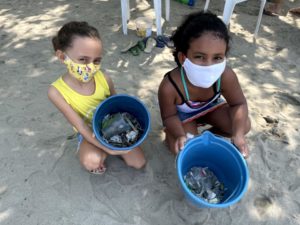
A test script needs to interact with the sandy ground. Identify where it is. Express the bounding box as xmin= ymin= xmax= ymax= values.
xmin=0 ymin=0 xmax=300 ymax=224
